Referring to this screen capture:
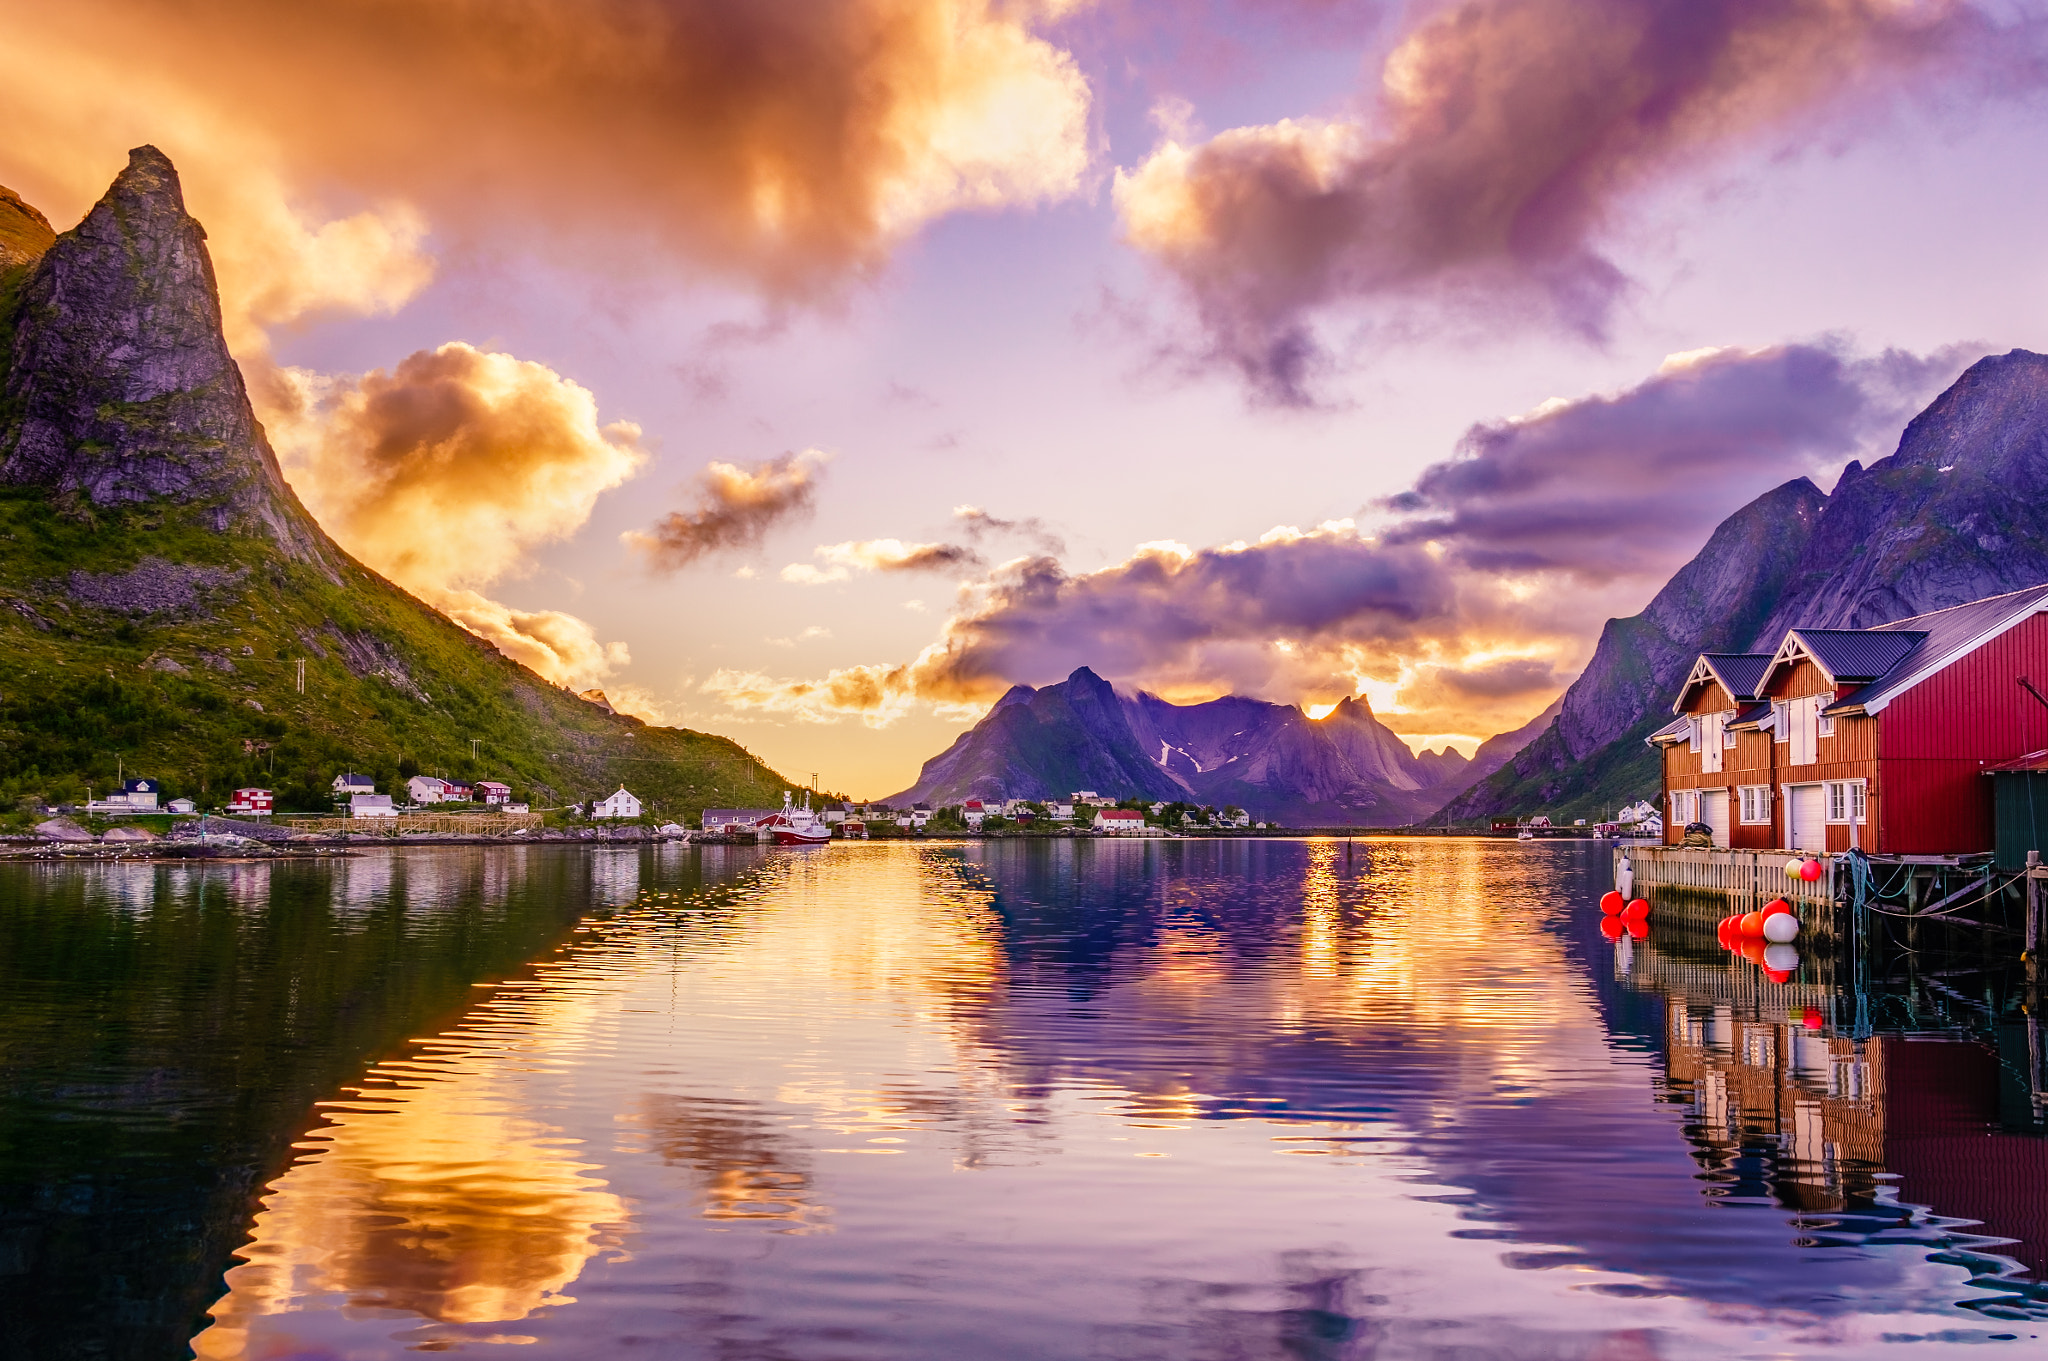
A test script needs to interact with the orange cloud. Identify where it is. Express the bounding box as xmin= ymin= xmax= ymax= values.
xmin=270 ymin=342 xmax=644 ymax=687
xmin=1 ymin=0 xmax=1092 ymax=306
xmin=624 ymin=453 xmax=828 ymax=572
